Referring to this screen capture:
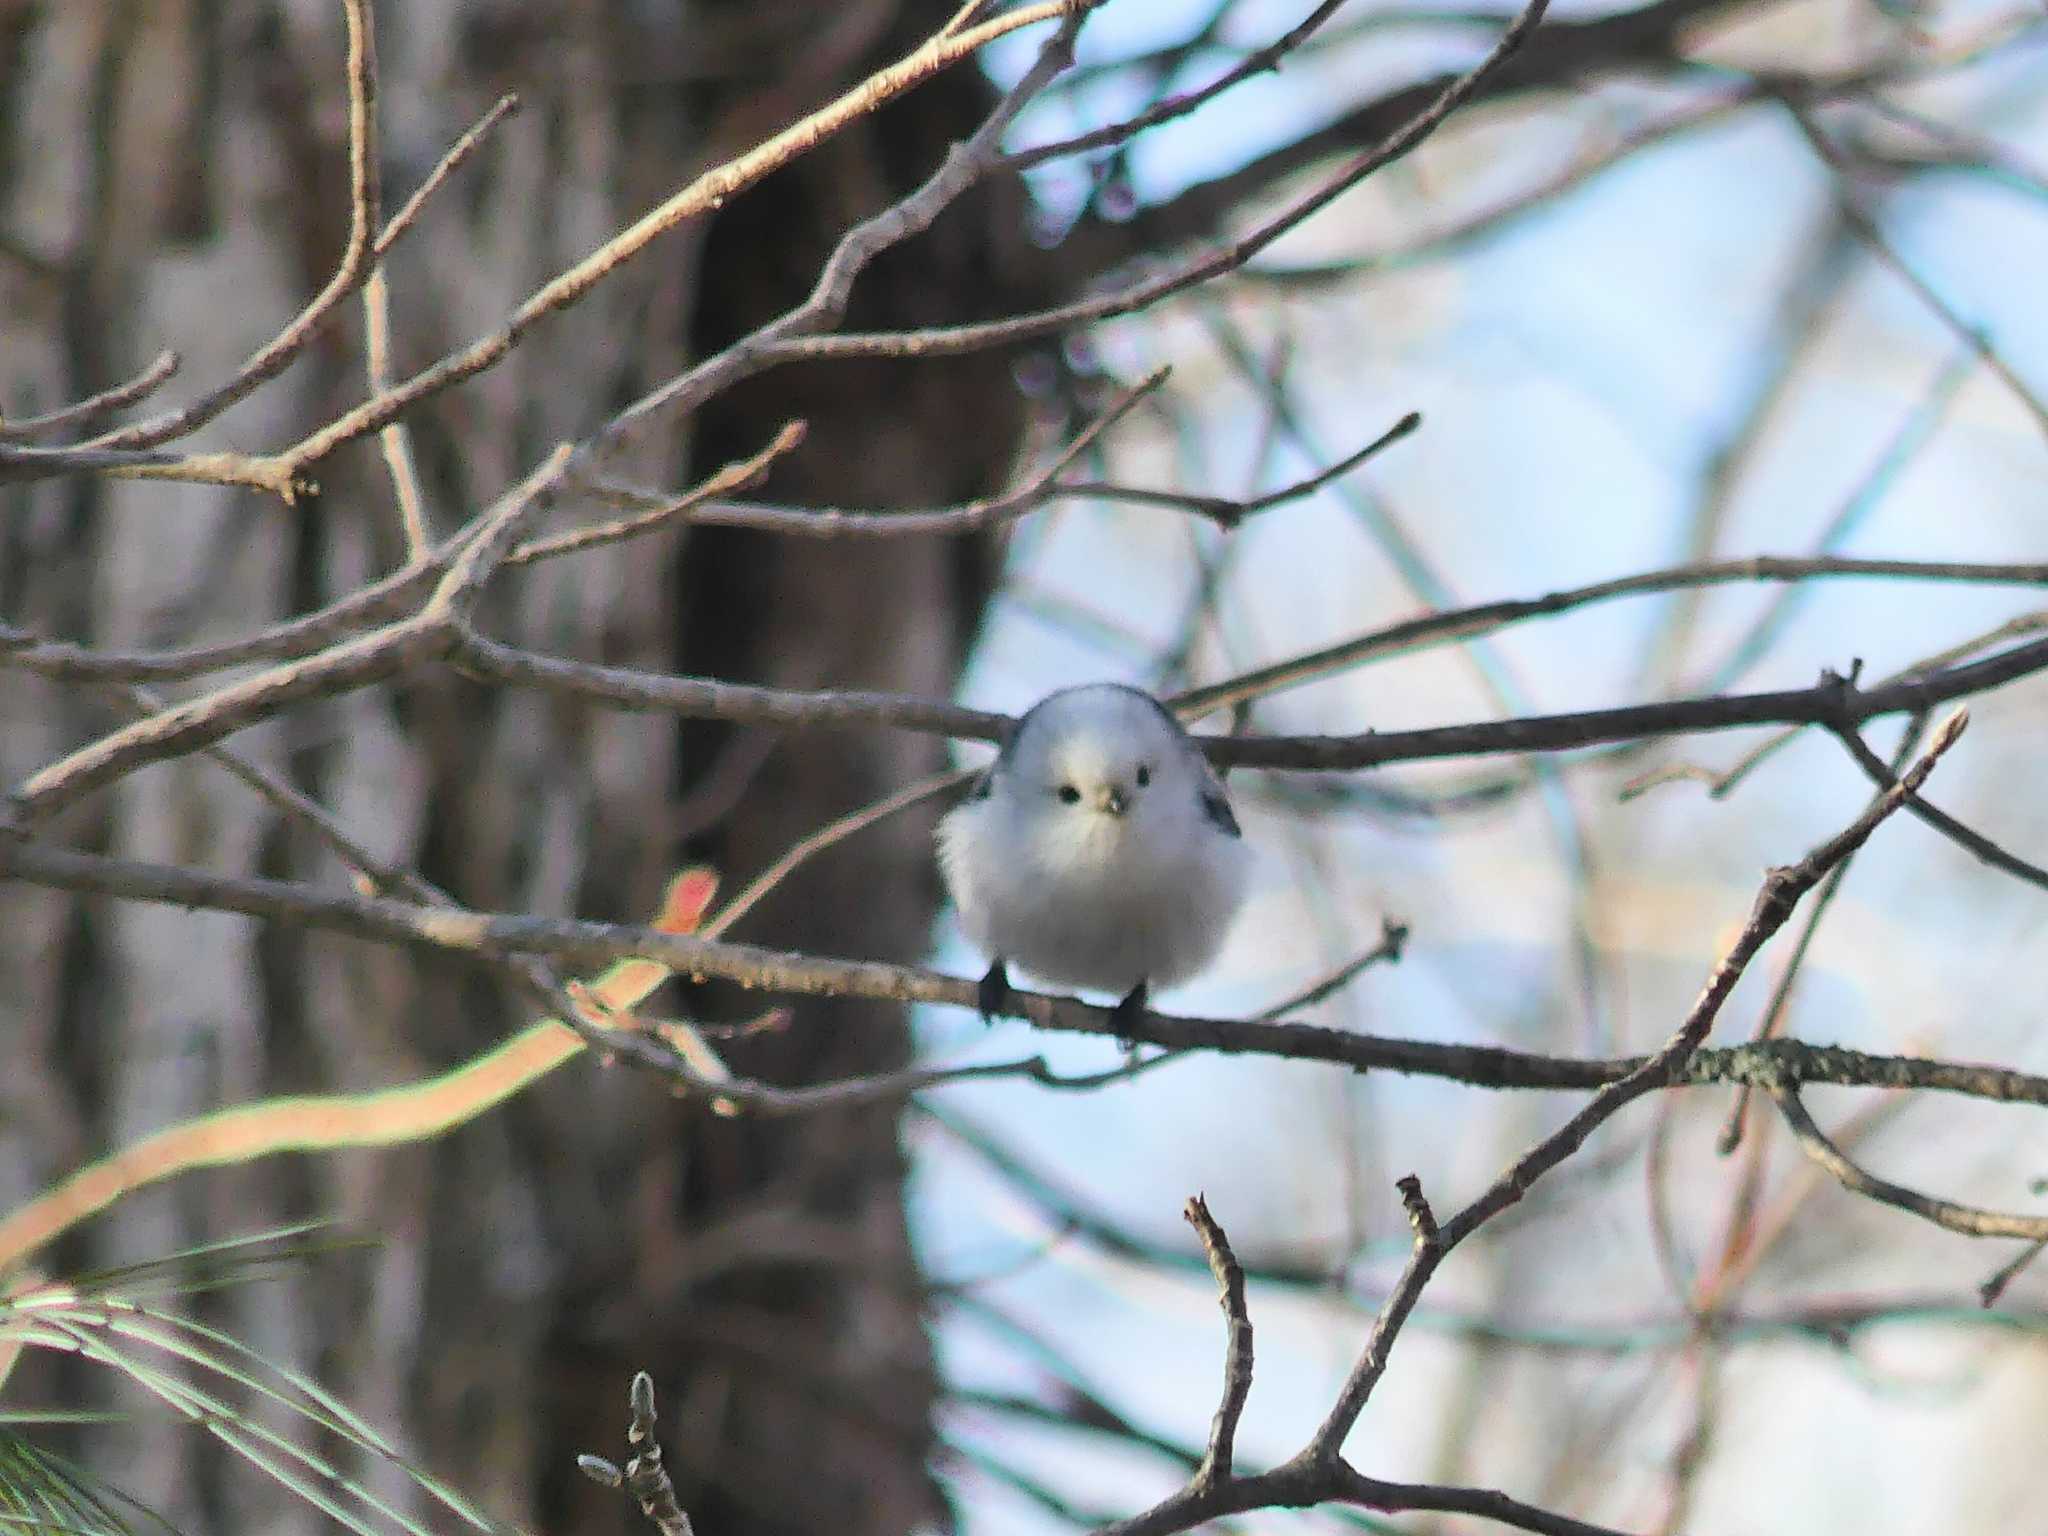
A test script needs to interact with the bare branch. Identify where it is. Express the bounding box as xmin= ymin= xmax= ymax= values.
xmin=1298 ymin=710 xmax=1967 ymax=1467
xmin=440 ymin=629 xmax=2048 ymax=776
xmin=0 ymin=350 xmax=179 ymax=443
xmin=0 ymin=441 xmax=310 ymax=500
xmin=1717 ymin=716 xmax=1927 ymax=1155
xmin=11 ymin=783 xmax=2038 ymax=1120
xmin=1303 ymin=1174 xmax=1441 ymax=1459
xmin=1174 ymin=555 xmax=2048 ymax=722
xmin=1061 ymin=409 xmax=1420 ymax=528
xmin=578 ymin=1373 xmax=695 ymax=1536
xmin=1828 ymin=722 xmax=2048 ymax=892
xmin=589 ymin=367 xmax=1168 ymax=538
xmin=589 ymin=6 xmax=1093 ymax=452
xmin=1006 ymin=0 xmax=1351 ymax=171
xmin=1781 ymin=98 xmax=2048 ymax=439
xmin=6 ymin=452 xmax=571 ymax=828
xmin=270 ymin=1 xmax=1091 ymax=480
xmin=1624 ymin=609 xmax=2048 ymax=805
xmin=703 ymin=768 xmax=972 ymax=940
xmin=359 ymin=97 xmax=527 ymax=554
xmin=374 ymin=93 xmax=521 ymax=258
xmin=452 ymin=632 xmax=1013 ymax=741
xmin=95 ymin=681 xmax=438 ymax=904
xmin=8 ymin=623 xmax=443 ymax=834
xmin=10 ymin=543 xmax=2043 ymax=703
xmin=86 ymin=0 xmax=383 ymax=452
xmin=425 ymin=446 xmax=575 ymax=619
xmin=363 ymin=265 xmax=431 ymax=552
xmin=1331 ymin=1469 xmax=1634 ymax=1536
xmin=767 ymin=0 xmax=1552 ymax=365
xmin=1769 ymin=1086 xmax=2048 ymax=1242
xmin=1979 ymin=1239 xmax=2048 ymax=1308
xmin=514 ymin=423 xmax=810 ymax=565
xmin=1183 ymin=1196 xmax=1252 ymax=1490
xmin=1256 ymin=917 xmax=1410 ymax=1015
